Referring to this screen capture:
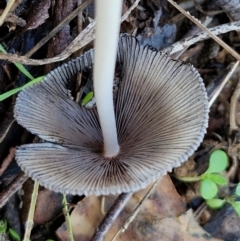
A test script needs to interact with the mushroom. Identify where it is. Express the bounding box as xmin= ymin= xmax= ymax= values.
xmin=14 ymin=35 xmax=209 ymax=195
